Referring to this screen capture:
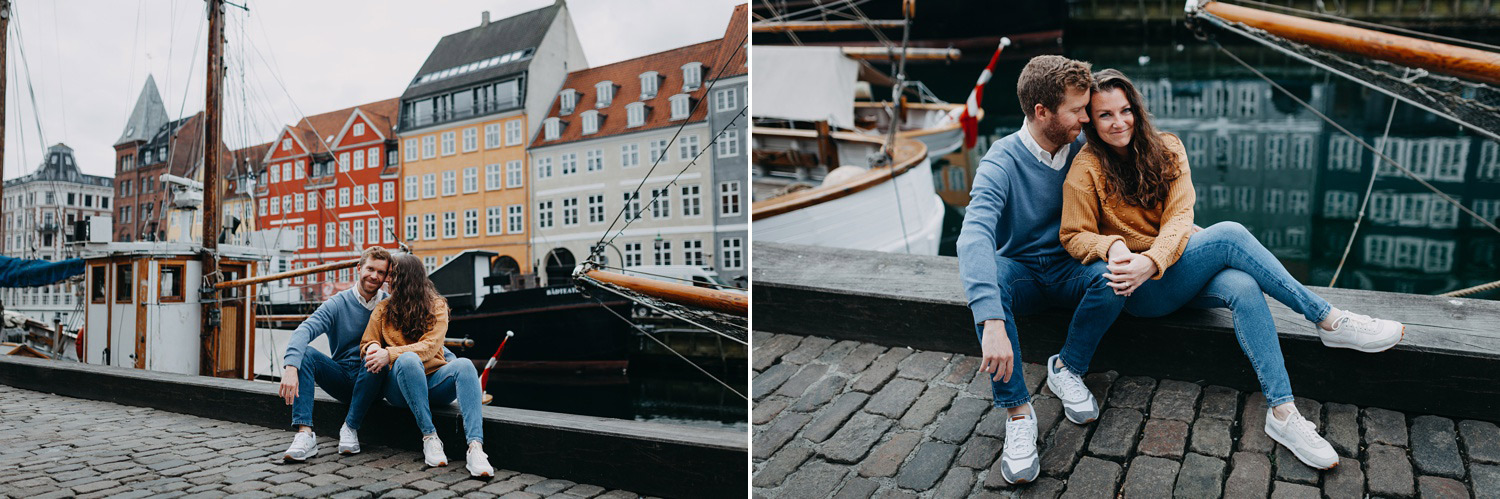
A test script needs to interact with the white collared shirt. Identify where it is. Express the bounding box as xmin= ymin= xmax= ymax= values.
xmin=1019 ymin=119 xmax=1072 ymax=171
xmin=353 ymin=288 xmax=388 ymax=311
